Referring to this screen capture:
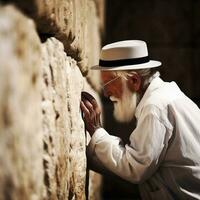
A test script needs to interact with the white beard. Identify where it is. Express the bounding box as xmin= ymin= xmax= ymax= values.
xmin=110 ymin=81 xmax=137 ymax=123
